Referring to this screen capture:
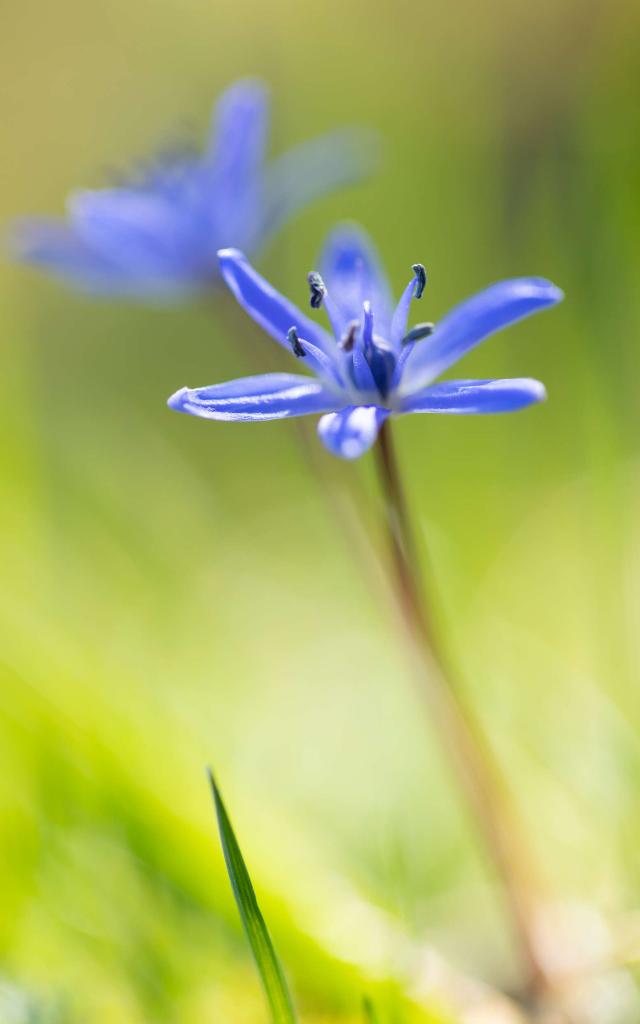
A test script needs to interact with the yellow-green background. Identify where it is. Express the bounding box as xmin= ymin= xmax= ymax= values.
xmin=1 ymin=0 xmax=640 ymax=1020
